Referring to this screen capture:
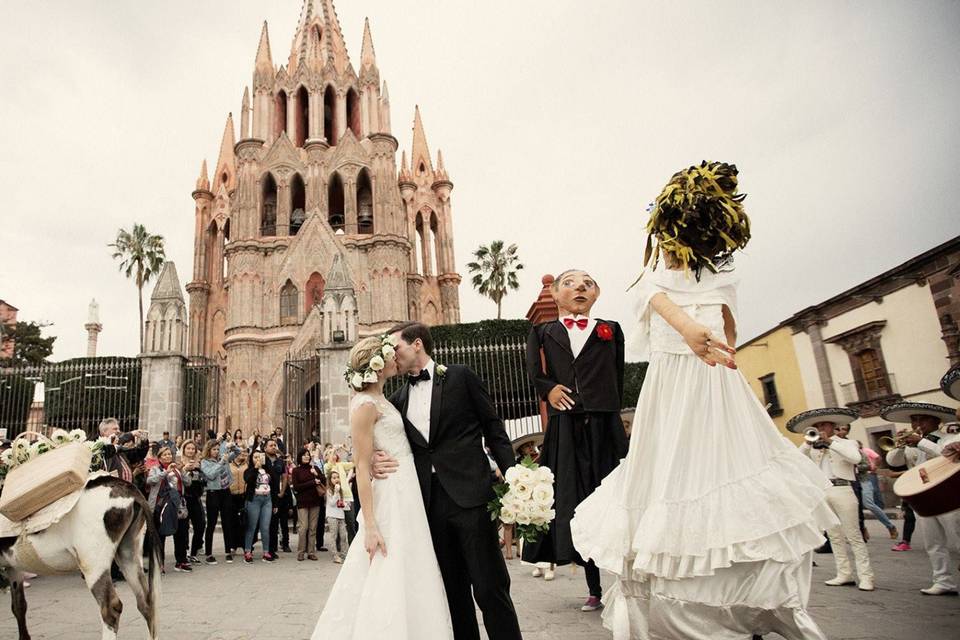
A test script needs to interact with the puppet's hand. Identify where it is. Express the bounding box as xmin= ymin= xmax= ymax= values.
xmin=681 ymin=323 xmax=736 ymax=369
xmin=548 ymin=385 xmax=575 ymax=411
